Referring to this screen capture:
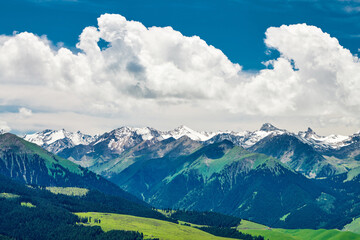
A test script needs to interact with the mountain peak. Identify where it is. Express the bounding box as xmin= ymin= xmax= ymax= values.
xmin=0 ymin=133 xmax=31 ymax=153
xmin=260 ymin=123 xmax=279 ymax=132
xmin=23 ymin=129 xmax=96 ymax=153
xmin=301 ymin=127 xmax=320 ymax=139
xmin=305 ymin=127 xmax=315 ymax=135
xmin=174 ymin=125 xmax=193 ymax=131
xmin=165 ymin=125 xmax=215 ymax=141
